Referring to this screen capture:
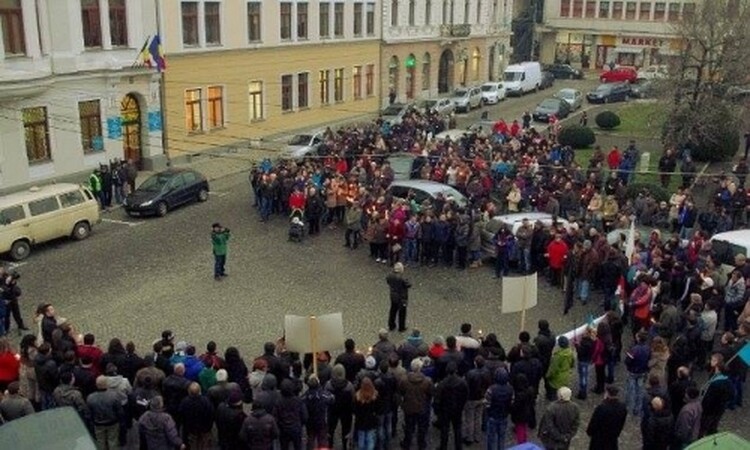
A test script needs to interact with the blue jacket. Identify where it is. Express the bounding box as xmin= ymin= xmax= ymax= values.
xmin=434 ymin=221 xmax=450 ymax=244
xmin=183 ymin=356 xmax=205 ymax=382
xmin=485 ymin=369 xmax=513 ymax=420
xmin=625 ymin=343 xmax=650 ymax=375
